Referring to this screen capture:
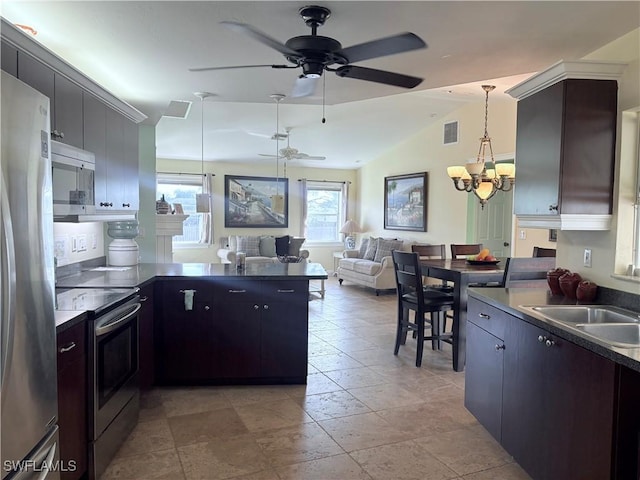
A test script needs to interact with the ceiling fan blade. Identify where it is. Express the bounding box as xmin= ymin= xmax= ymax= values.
xmin=189 ymin=64 xmax=291 ymax=72
xmin=296 ymin=154 xmax=326 ymax=160
xmin=221 ymin=21 xmax=300 ymax=57
xmin=335 ymin=65 xmax=423 ymax=89
xmin=340 ymin=32 xmax=427 ymax=63
xmin=291 ymin=76 xmax=319 ymax=98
